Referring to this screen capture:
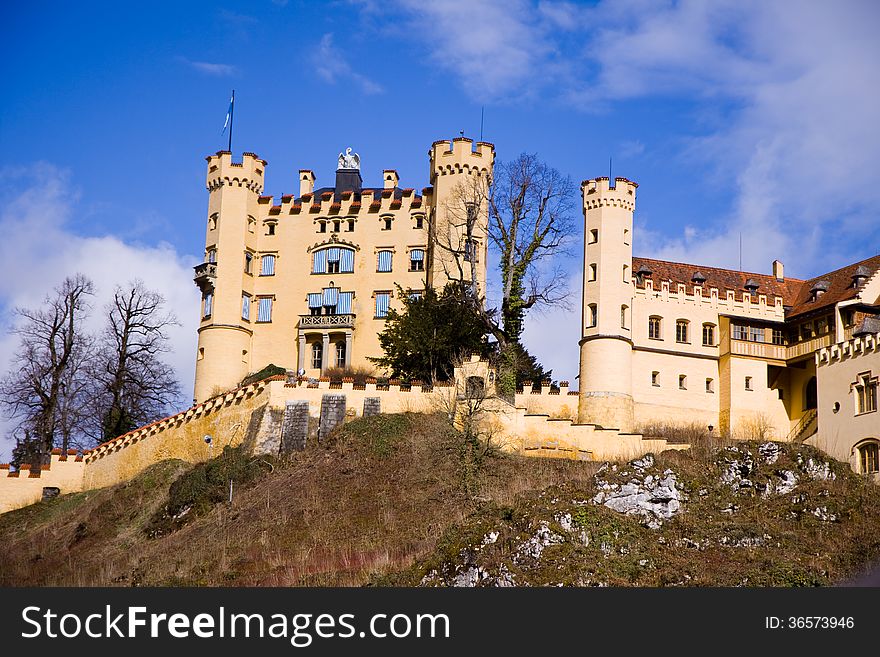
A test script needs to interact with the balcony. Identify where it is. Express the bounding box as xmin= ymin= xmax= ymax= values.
xmin=193 ymin=262 xmax=217 ymax=293
xmin=785 ymin=333 xmax=833 ymax=361
xmin=298 ymin=313 xmax=355 ymax=329
xmin=729 ymin=339 xmax=786 ymax=362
